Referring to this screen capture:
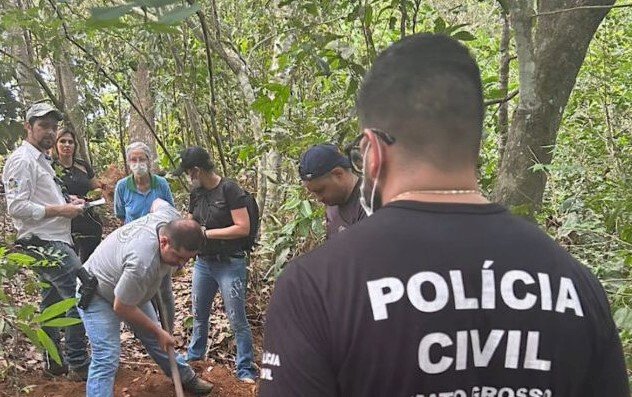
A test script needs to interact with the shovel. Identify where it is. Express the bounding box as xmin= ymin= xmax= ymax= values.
xmin=155 ymin=292 xmax=185 ymax=397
